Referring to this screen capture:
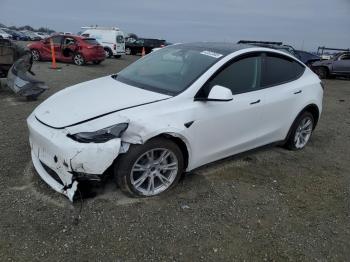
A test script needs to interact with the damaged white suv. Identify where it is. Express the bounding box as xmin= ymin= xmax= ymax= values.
xmin=27 ymin=42 xmax=323 ymax=200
